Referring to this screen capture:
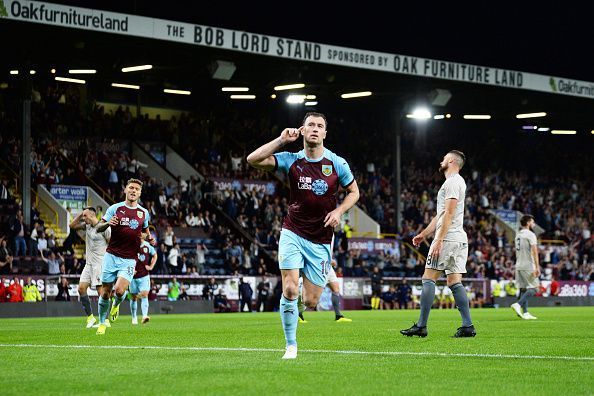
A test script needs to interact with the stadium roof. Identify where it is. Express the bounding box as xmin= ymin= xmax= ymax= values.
xmin=2 ymin=1 xmax=594 ymax=136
